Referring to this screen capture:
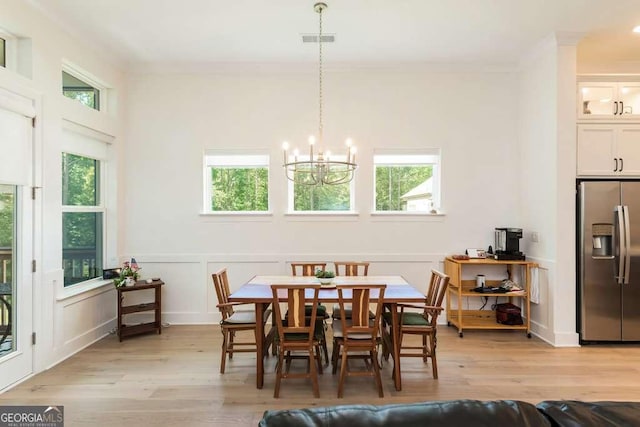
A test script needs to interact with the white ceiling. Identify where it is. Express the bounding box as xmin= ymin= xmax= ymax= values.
xmin=27 ymin=0 xmax=640 ymax=68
